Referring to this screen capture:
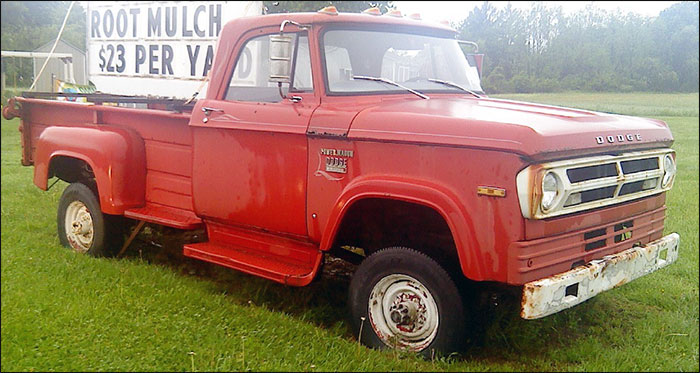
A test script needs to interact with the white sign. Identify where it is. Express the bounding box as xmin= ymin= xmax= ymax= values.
xmin=86 ymin=1 xmax=262 ymax=98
